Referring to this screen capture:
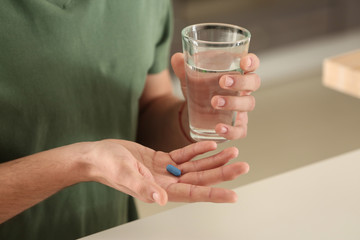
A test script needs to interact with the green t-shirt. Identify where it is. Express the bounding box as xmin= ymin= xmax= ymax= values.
xmin=0 ymin=0 xmax=172 ymax=239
